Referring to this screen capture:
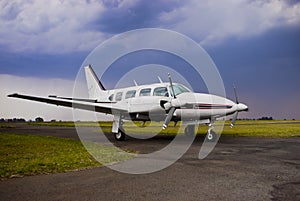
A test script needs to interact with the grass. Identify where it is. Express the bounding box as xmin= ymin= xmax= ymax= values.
xmin=0 ymin=124 xmax=16 ymax=128
xmin=219 ymin=122 xmax=300 ymax=137
xmin=0 ymin=133 xmax=134 ymax=179
xmin=27 ymin=121 xmax=114 ymax=127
